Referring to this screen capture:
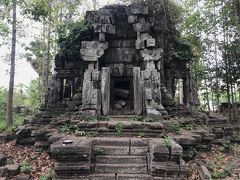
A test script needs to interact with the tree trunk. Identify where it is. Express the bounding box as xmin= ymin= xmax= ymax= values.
xmin=6 ymin=0 xmax=17 ymax=127
xmin=204 ymin=78 xmax=211 ymax=113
